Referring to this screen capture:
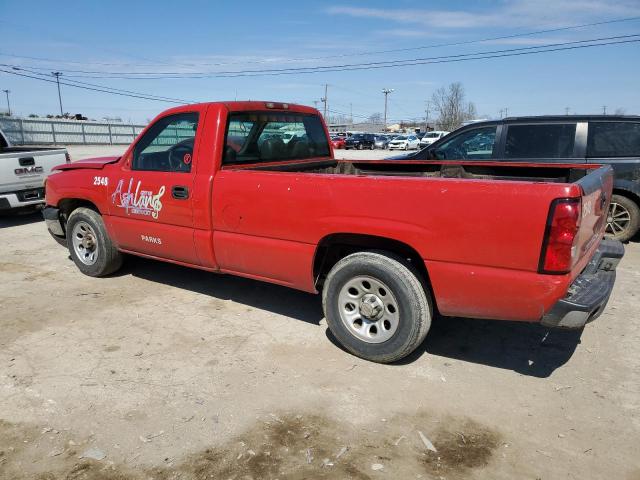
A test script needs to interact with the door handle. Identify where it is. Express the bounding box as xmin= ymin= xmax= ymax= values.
xmin=171 ymin=185 xmax=189 ymax=199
